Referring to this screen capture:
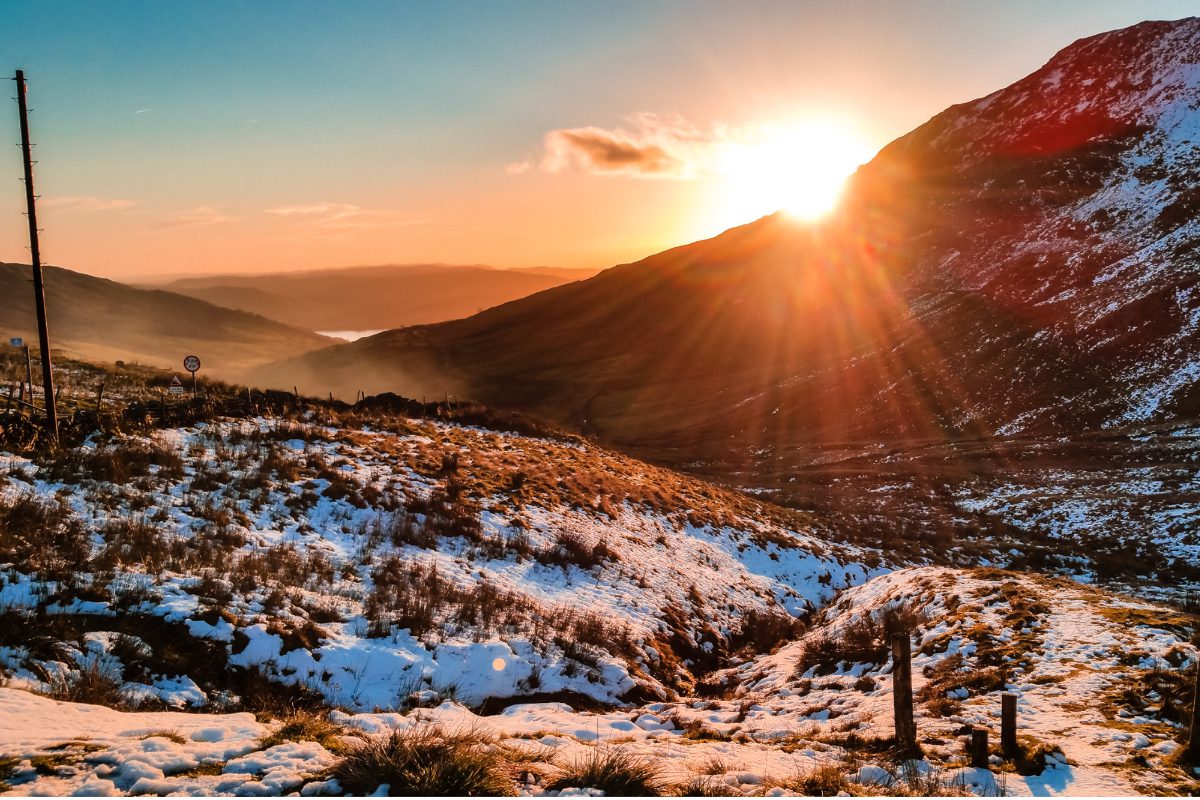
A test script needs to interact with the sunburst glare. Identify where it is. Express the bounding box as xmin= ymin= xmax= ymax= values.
xmin=705 ymin=120 xmax=874 ymax=233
